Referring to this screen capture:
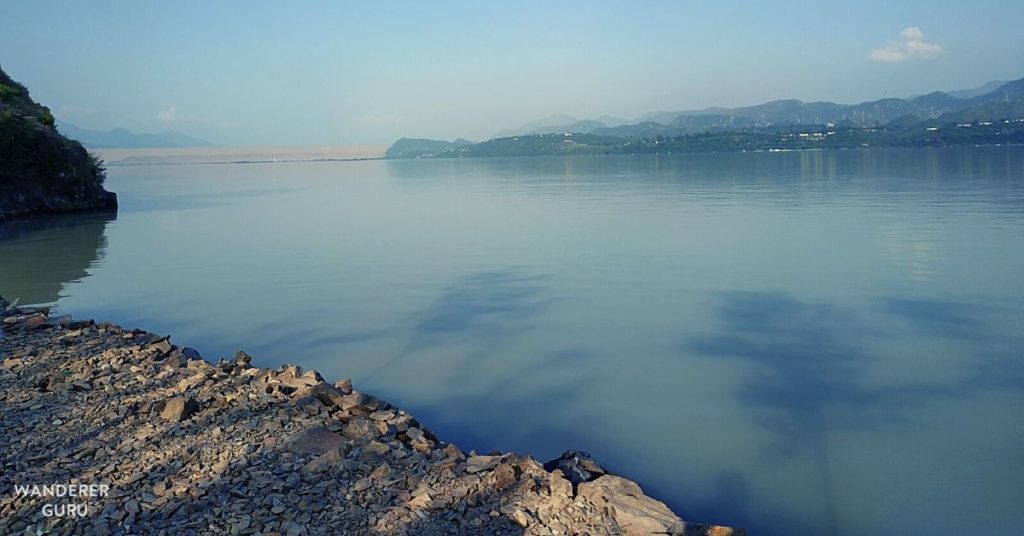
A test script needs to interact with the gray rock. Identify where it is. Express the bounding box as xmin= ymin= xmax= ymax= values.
xmin=233 ymin=351 xmax=252 ymax=365
xmin=307 ymin=381 xmax=347 ymax=409
xmin=544 ymin=450 xmax=605 ymax=488
xmin=465 ymin=455 xmax=499 ymax=474
xmin=285 ymin=426 xmax=348 ymax=455
xmin=160 ymin=396 xmax=199 ymax=422
xmin=334 ymin=377 xmax=353 ymax=394
xmin=577 ymin=475 xmax=685 ymax=536
xmin=281 ymin=520 xmax=304 ymax=536
xmin=341 ymin=417 xmax=375 ymax=440
xmin=150 ymin=338 xmax=173 ymax=356
xmin=511 ymin=509 xmax=531 ymax=528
